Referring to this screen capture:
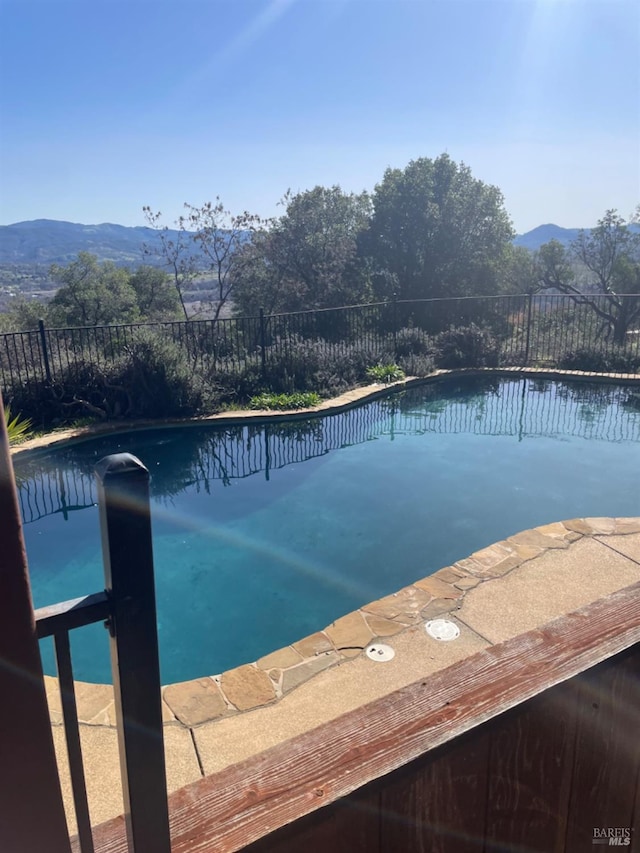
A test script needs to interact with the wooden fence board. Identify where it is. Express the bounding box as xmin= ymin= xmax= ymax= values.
xmin=565 ymin=648 xmax=640 ymax=852
xmin=379 ymin=726 xmax=491 ymax=853
xmin=241 ymin=785 xmax=381 ymax=853
xmin=484 ymin=685 xmax=578 ymax=853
